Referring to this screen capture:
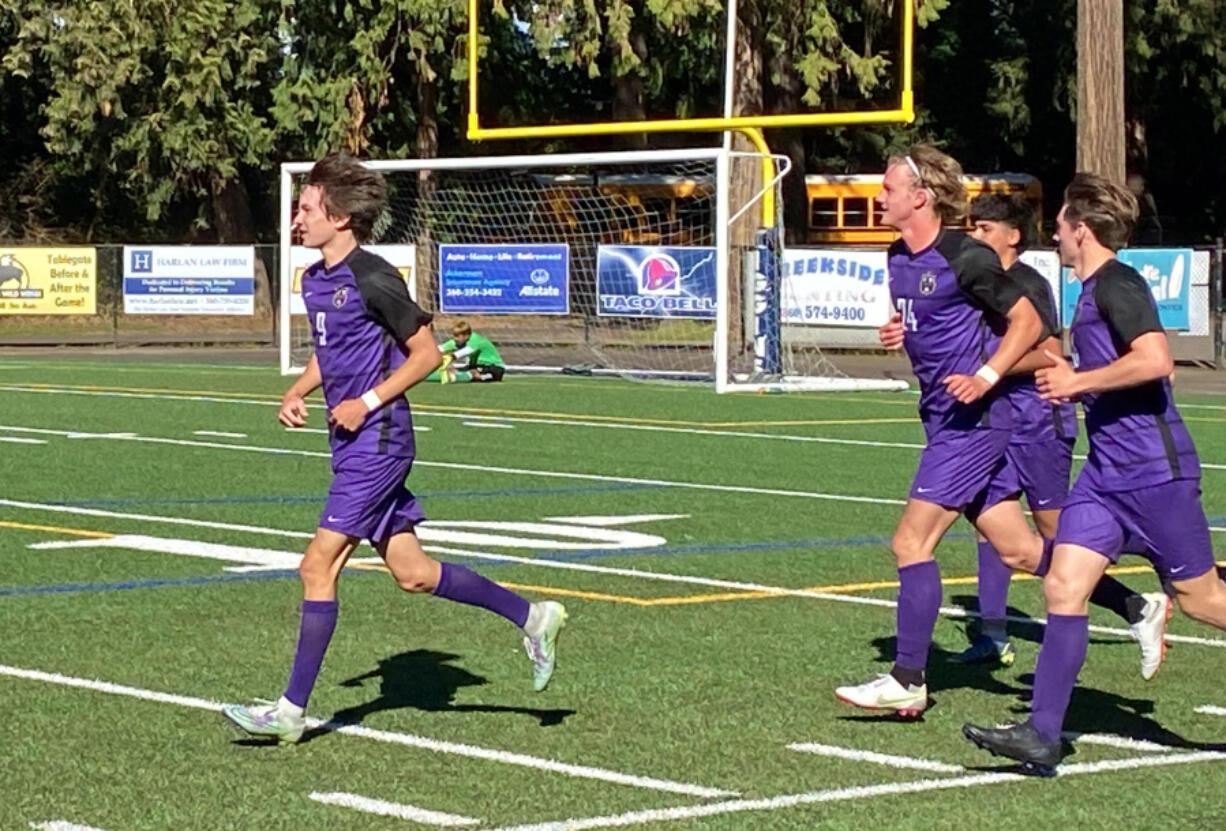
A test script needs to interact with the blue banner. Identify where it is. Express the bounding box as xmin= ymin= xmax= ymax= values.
xmin=439 ymin=244 xmax=569 ymax=315
xmin=596 ymin=245 xmax=717 ymax=319
xmin=1060 ymin=248 xmax=1193 ymax=331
